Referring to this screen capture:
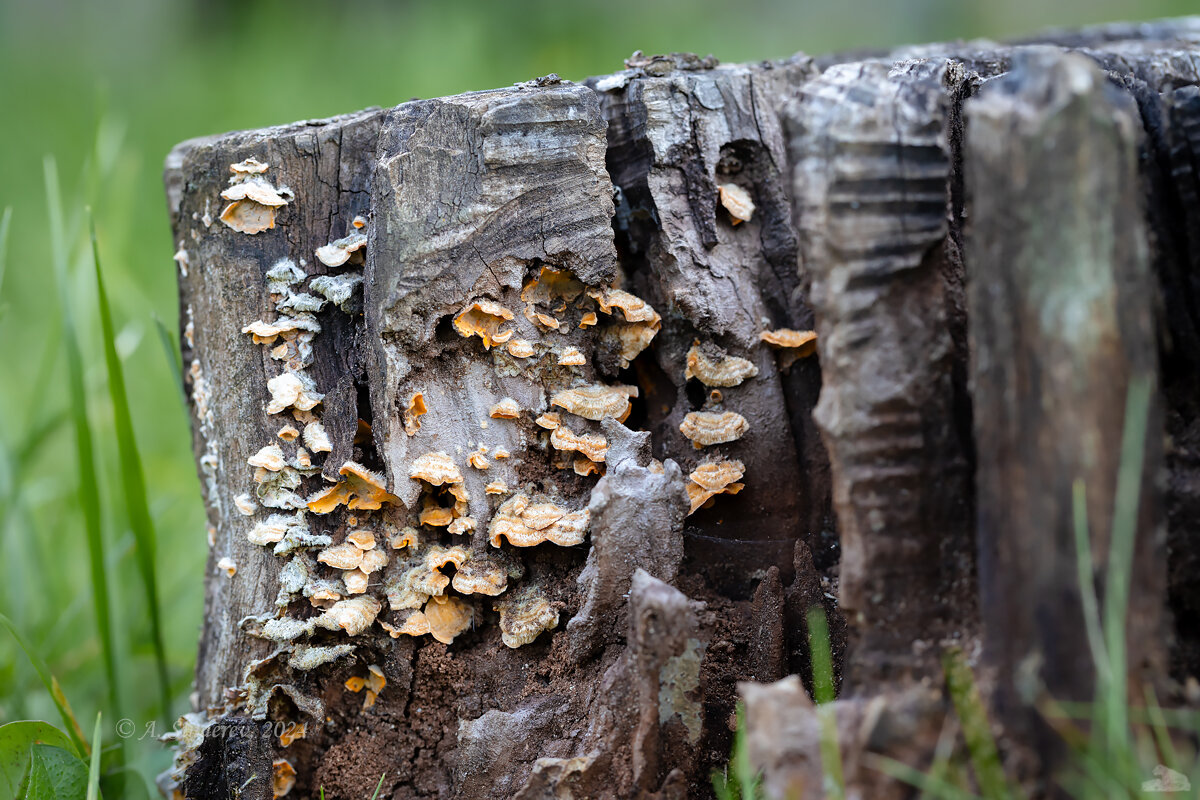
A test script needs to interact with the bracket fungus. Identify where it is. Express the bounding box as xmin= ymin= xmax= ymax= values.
xmin=489 ymin=398 xmax=521 ymax=420
xmin=302 ymin=420 xmax=332 ymax=453
xmin=314 ymin=595 xmax=381 ymax=637
xmin=307 ymin=462 xmax=399 ymax=514
xmin=382 ymin=609 xmax=432 ymax=639
xmin=248 ymin=444 xmax=287 ymax=472
xmin=759 ymin=327 xmax=818 ymax=356
xmin=506 ymin=338 xmax=536 ymax=358
xmin=454 ymin=300 xmax=515 ymax=349
xmin=219 ymin=173 xmax=293 ymax=235
xmin=588 ymin=287 xmax=662 ymax=368
xmin=535 ymin=412 xmax=561 ymax=430
xmin=265 ymin=372 xmax=324 ymax=415
xmin=424 ymin=594 xmax=475 ymax=644
xmin=685 ymin=342 xmax=759 ymax=387
xmin=217 ymin=557 xmax=237 ymax=578
xmin=487 ymin=494 xmax=589 ymax=548
xmin=485 ymin=481 xmax=508 ymax=495
xmin=550 ymin=384 xmax=638 ymax=422
xmin=717 ymin=182 xmax=755 ymax=224
xmin=686 ymin=458 xmax=746 ymax=514
xmin=279 ymin=723 xmax=306 ymax=748
xmin=549 ymin=425 xmax=608 ymax=463
xmin=558 ymin=347 xmax=587 ymax=366
xmin=315 ymin=231 xmax=368 ymax=268
xmin=467 ymin=449 xmax=490 ymax=470
xmin=234 ymin=493 xmax=258 ymax=516
xmin=273 ymin=759 xmax=297 ymax=797
xmin=451 ymin=552 xmax=520 ymax=596
xmin=680 ymin=410 xmax=750 ymax=448
xmin=317 ymin=542 xmax=363 ymax=570
xmin=494 ymin=585 xmax=560 ymax=648
xmin=403 ymin=393 xmax=427 ymax=436
xmin=521 ymin=265 xmax=585 ymax=306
